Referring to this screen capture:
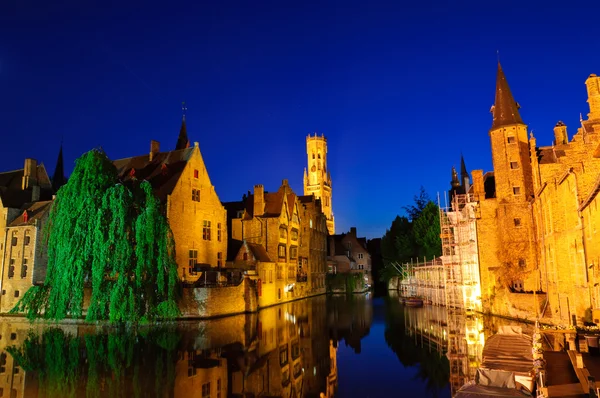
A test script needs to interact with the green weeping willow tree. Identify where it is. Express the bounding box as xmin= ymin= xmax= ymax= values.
xmin=12 ymin=149 xmax=180 ymax=323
